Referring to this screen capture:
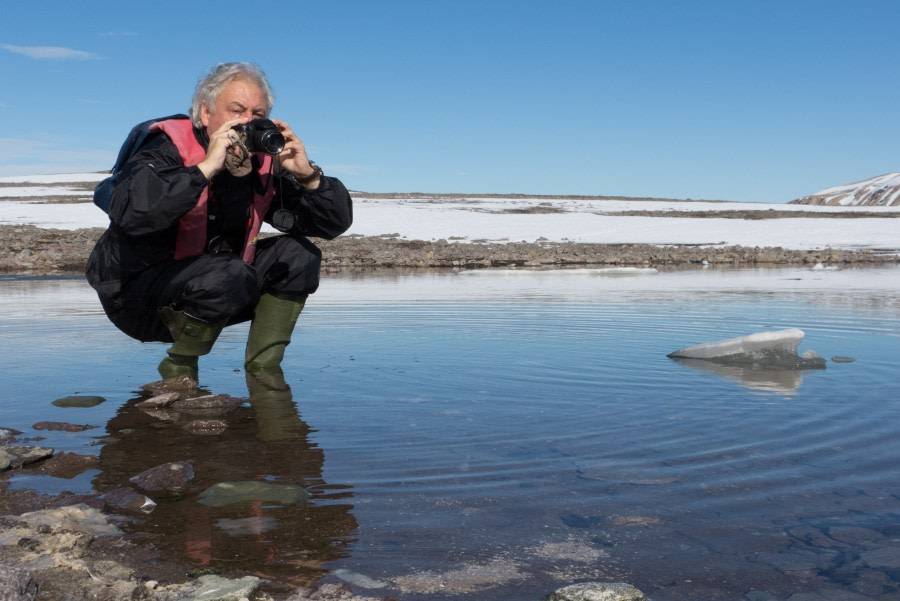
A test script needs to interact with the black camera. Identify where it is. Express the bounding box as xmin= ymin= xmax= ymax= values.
xmin=233 ymin=118 xmax=285 ymax=155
